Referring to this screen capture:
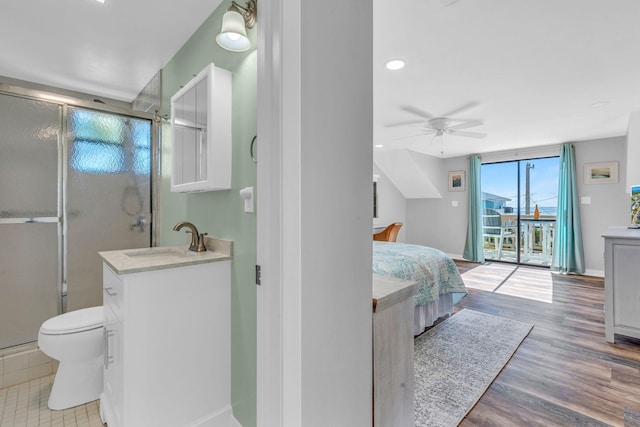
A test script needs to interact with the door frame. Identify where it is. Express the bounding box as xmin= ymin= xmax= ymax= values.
xmin=481 ymin=155 xmax=560 ymax=266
